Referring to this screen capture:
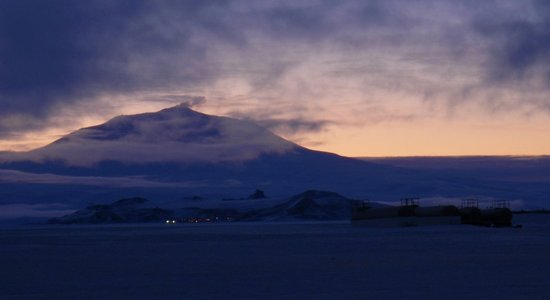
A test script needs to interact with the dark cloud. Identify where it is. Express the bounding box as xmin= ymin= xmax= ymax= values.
xmin=0 ymin=0 xmax=231 ymax=135
xmin=473 ymin=0 xmax=550 ymax=84
xmin=258 ymin=4 xmax=335 ymax=41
